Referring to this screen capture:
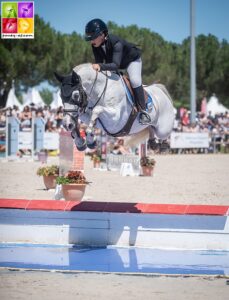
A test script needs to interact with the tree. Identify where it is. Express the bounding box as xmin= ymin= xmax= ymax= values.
xmin=1 ymin=16 xmax=228 ymax=109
